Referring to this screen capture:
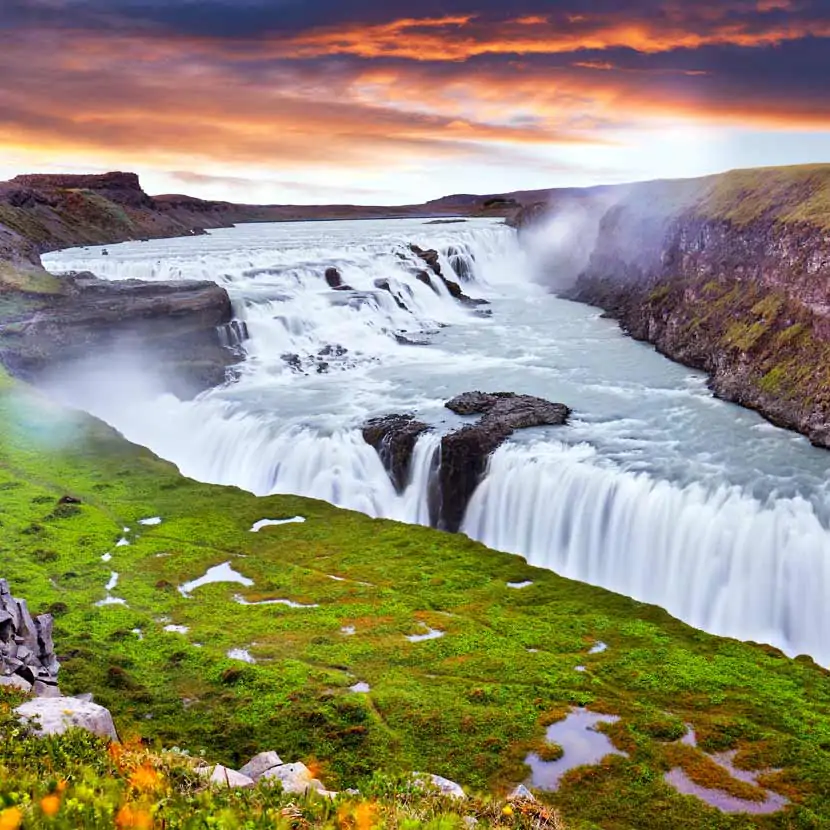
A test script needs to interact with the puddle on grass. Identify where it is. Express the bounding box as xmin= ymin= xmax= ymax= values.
xmin=179 ymin=562 xmax=254 ymax=597
xmin=95 ymin=596 xmax=127 ymax=607
xmin=233 ymin=594 xmax=319 ymax=608
xmin=250 ymin=517 xmax=306 ymax=532
xmin=406 ymin=624 xmax=445 ymax=642
xmin=139 ymin=516 xmax=162 ymax=526
xmin=507 ymin=581 xmax=533 ymax=589
xmin=227 ymin=648 xmax=256 ymax=664
xmin=665 ymin=727 xmax=788 ymax=814
xmin=525 ymin=708 xmax=627 ymax=791
xmin=589 ymin=642 xmax=608 ymax=654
